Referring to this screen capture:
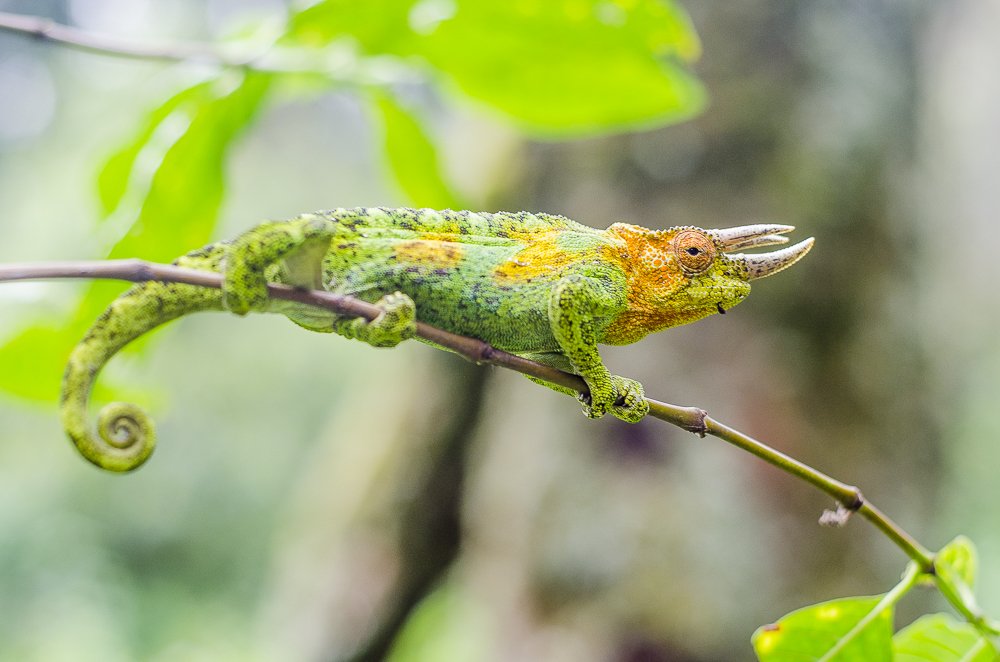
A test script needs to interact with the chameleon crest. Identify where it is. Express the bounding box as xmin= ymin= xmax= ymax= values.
xmin=60 ymin=208 xmax=812 ymax=471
